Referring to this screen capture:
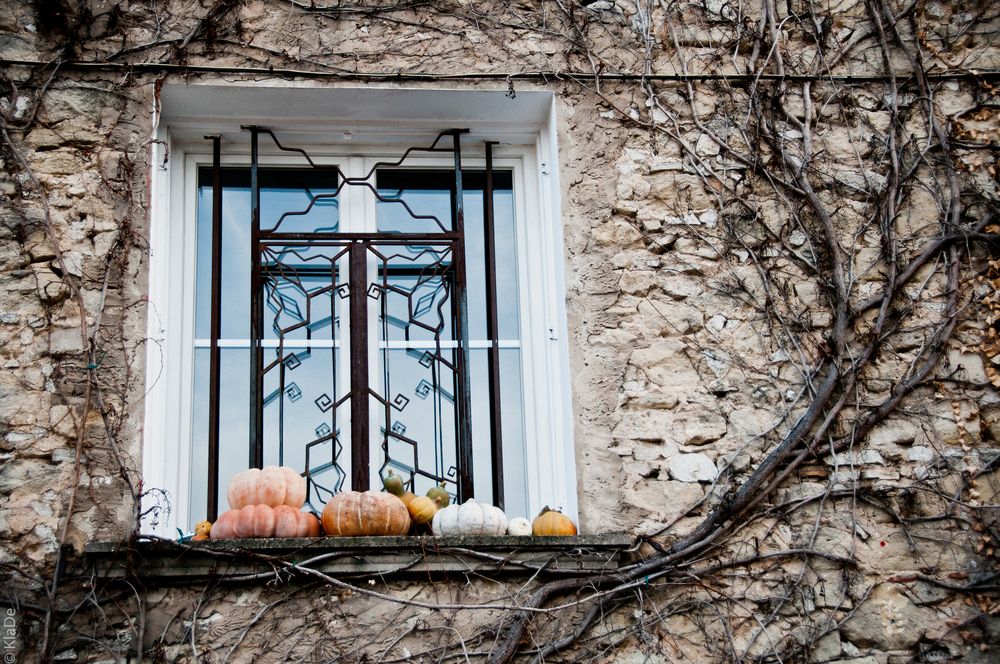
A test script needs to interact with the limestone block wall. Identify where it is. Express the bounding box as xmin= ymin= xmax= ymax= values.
xmin=0 ymin=0 xmax=998 ymax=661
